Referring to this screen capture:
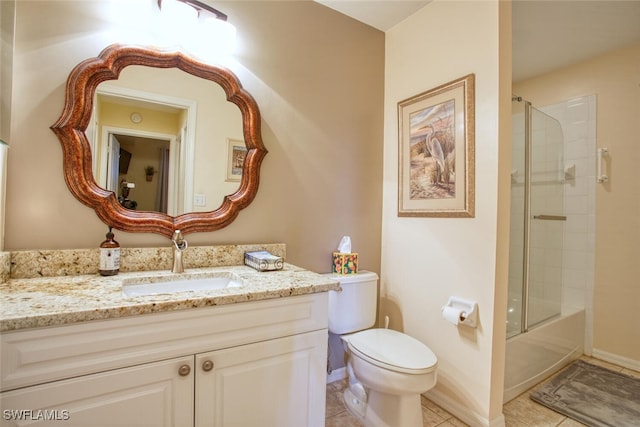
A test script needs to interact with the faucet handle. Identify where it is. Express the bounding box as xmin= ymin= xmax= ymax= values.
xmin=172 ymin=230 xmax=188 ymax=251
